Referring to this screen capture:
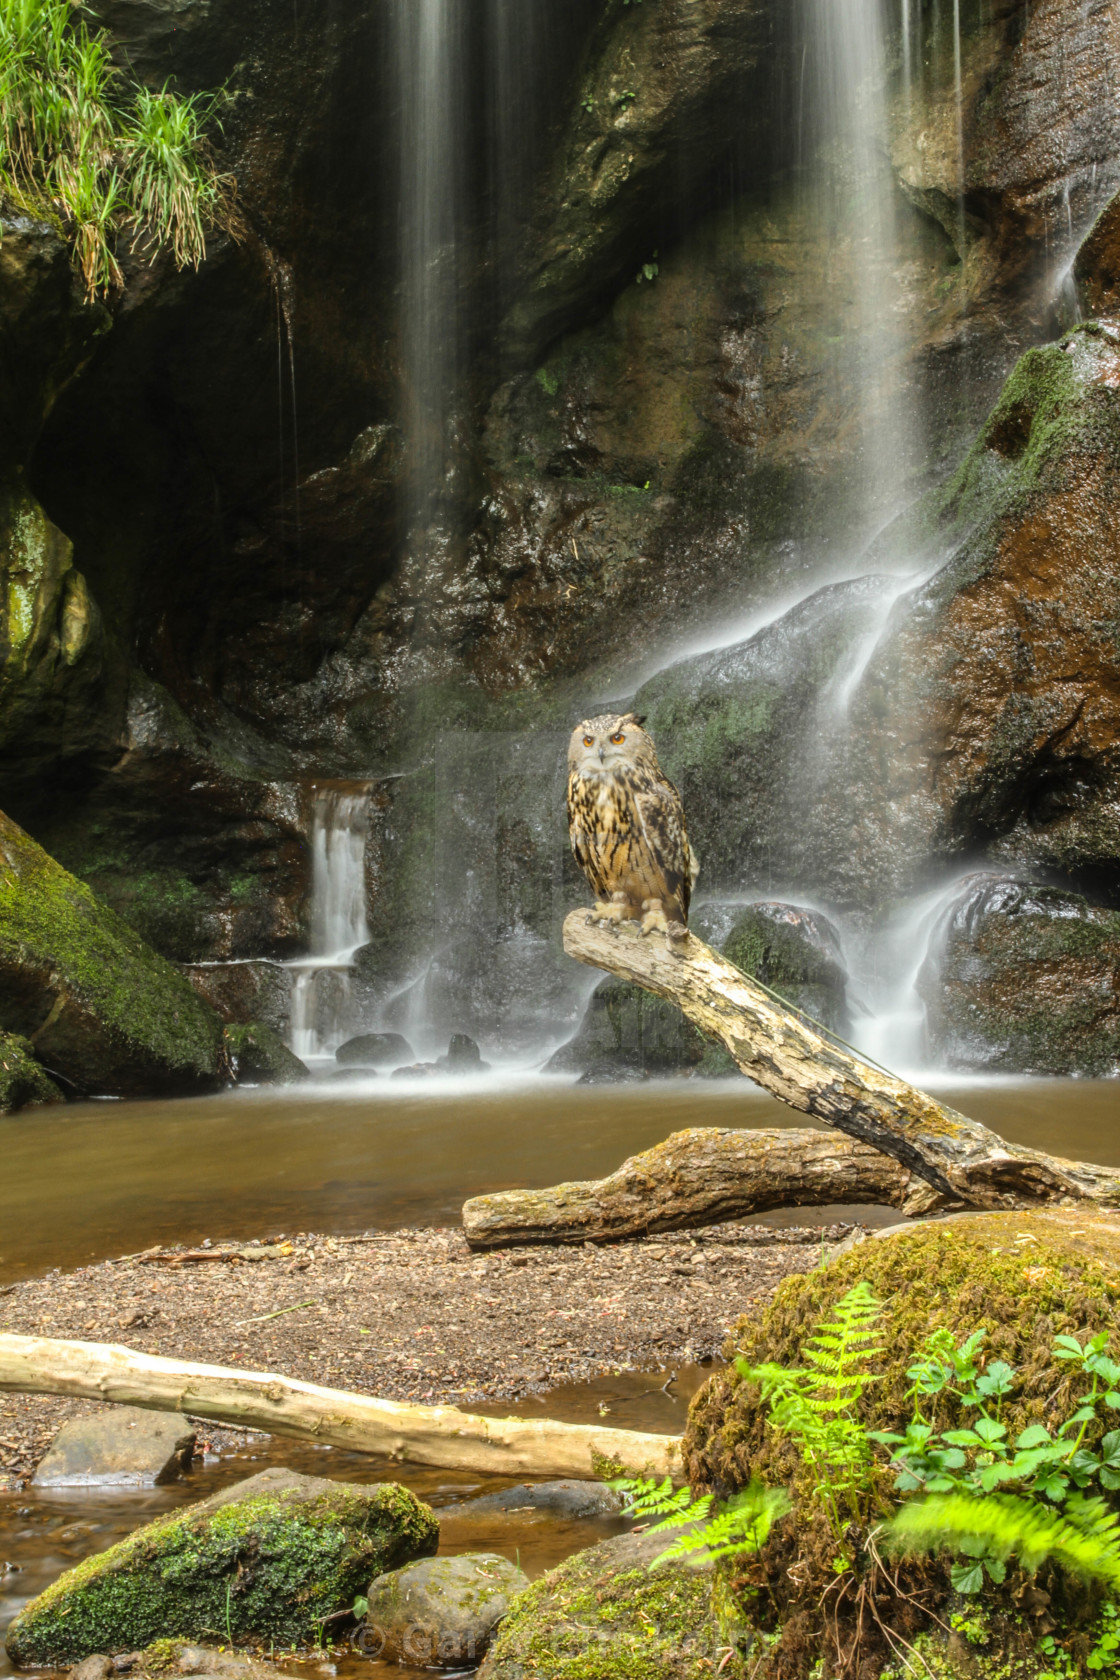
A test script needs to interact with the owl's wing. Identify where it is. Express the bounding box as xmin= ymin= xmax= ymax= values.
xmin=567 ymin=773 xmax=612 ymax=901
xmin=632 ymin=775 xmax=693 ymax=920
